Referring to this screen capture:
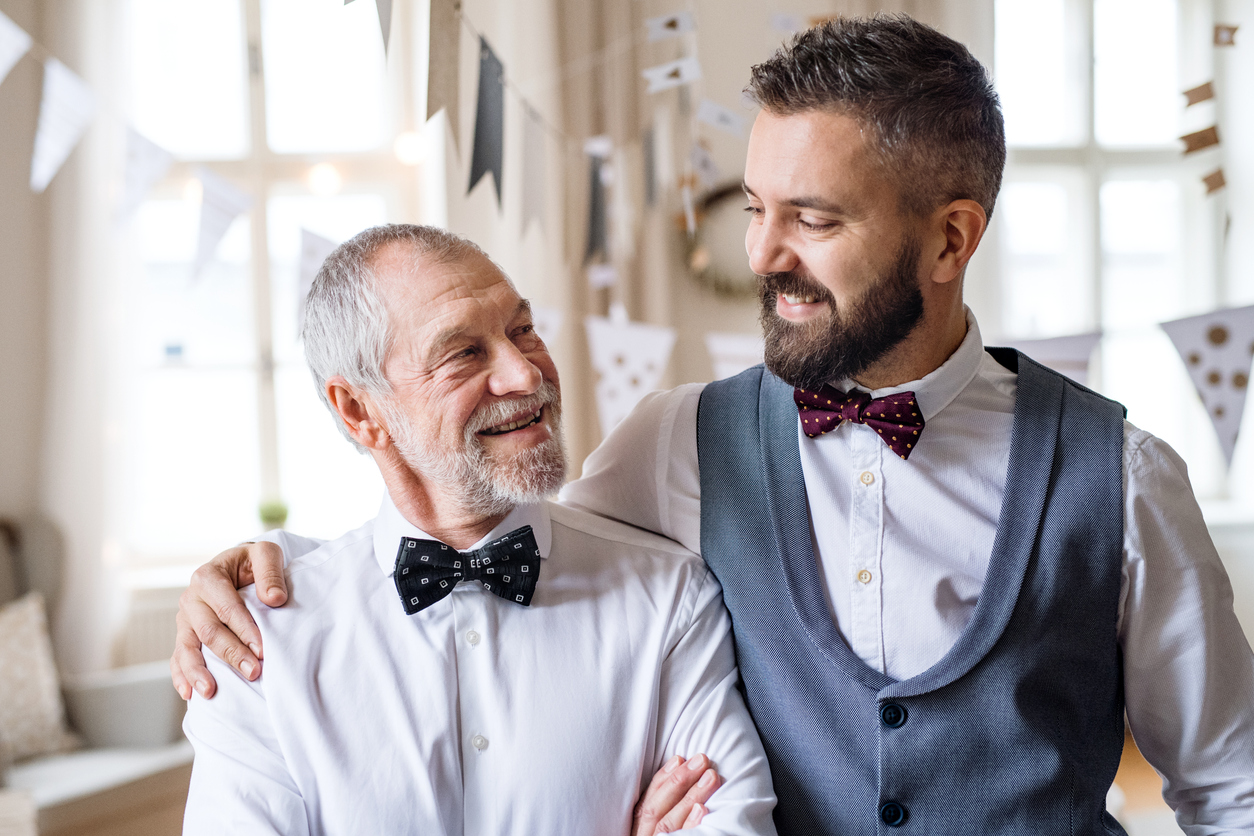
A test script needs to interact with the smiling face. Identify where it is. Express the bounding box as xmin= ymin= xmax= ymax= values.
xmin=744 ymin=108 xmax=928 ymax=389
xmin=373 ymin=244 xmax=566 ymax=517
